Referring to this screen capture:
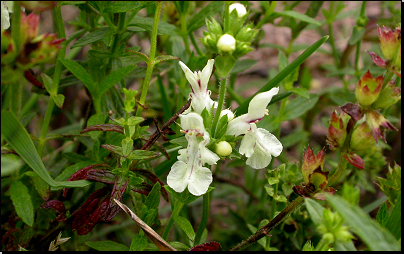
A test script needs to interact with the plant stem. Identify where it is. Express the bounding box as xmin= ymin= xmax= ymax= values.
xmin=314 ymin=237 xmax=330 ymax=251
xmin=328 ymin=152 xmax=348 ymax=186
xmin=224 ymin=1 xmax=230 ymax=33
xmin=180 ymin=12 xmax=191 ymax=54
xmin=162 ymin=200 xmax=184 ymax=241
xmin=135 ymin=1 xmax=162 ymax=117
xmin=9 ymin=3 xmax=22 ymax=117
xmin=211 ymin=77 xmax=227 ymax=138
xmin=229 ymin=196 xmax=304 ymax=251
xmin=37 ymin=4 xmax=67 ymax=157
xmin=194 ymin=191 xmax=211 ymax=246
